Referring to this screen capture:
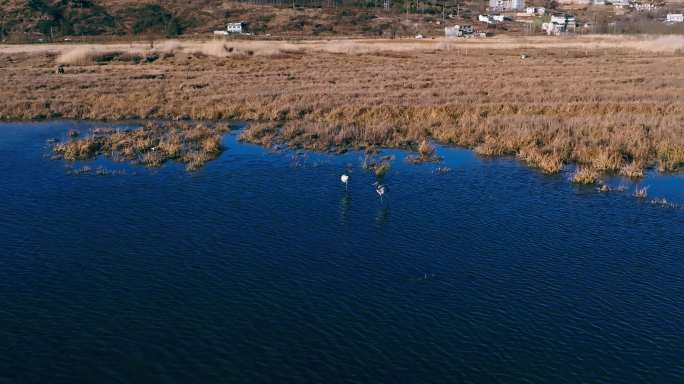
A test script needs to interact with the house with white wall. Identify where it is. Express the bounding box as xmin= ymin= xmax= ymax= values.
xmin=489 ymin=0 xmax=525 ymax=11
xmin=226 ymin=22 xmax=245 ymax=34
xmin=666 ymin=13 xmax=684 ymax=23
xmin=543 ymin=14 xmax=577 ymax=35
